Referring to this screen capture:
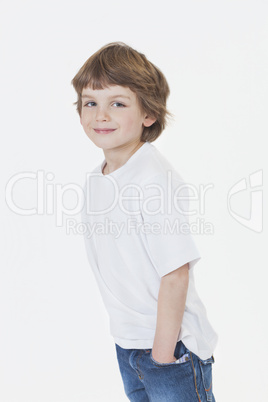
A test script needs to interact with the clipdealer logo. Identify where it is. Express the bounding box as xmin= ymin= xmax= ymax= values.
xmin=5 ymin=170 xmax=214 ymax=235
xmin=227 ymin=170 xmax=263 ymax=233
xmin=5 ymin=169 xmax=264 ymax=234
